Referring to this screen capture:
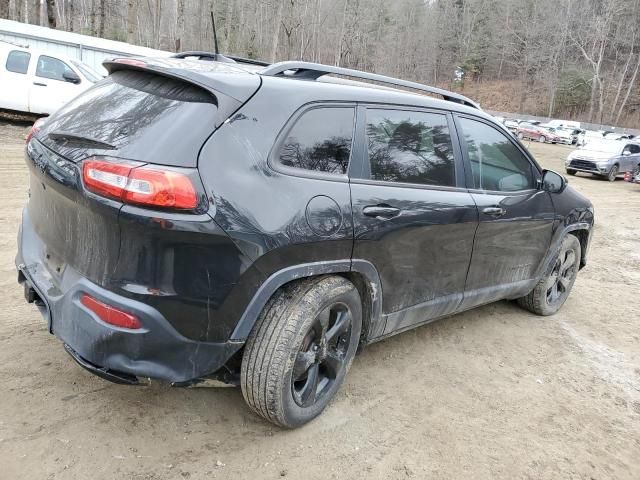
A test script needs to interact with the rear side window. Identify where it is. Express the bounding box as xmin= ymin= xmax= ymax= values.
xmin=366 ymin=109 xmax=456 ymax=187
xmin=458 ymin=117 xmax=535 ymax=192
xmin=6 ymin=50 xmax=30 ymax=74
xmin=277 ymin=107 xmax=354 ymax=175
xmin=36 ymin=55 xmax=75 ymax=82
